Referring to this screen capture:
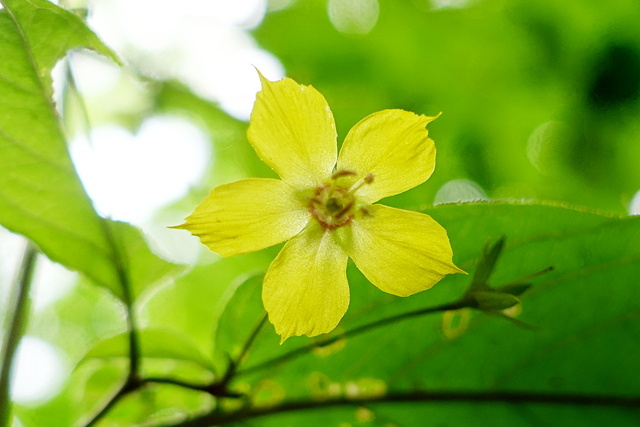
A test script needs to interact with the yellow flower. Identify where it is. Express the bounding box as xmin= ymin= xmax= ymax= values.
xmin=176 ymin=72 xmax=465 ymax=342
